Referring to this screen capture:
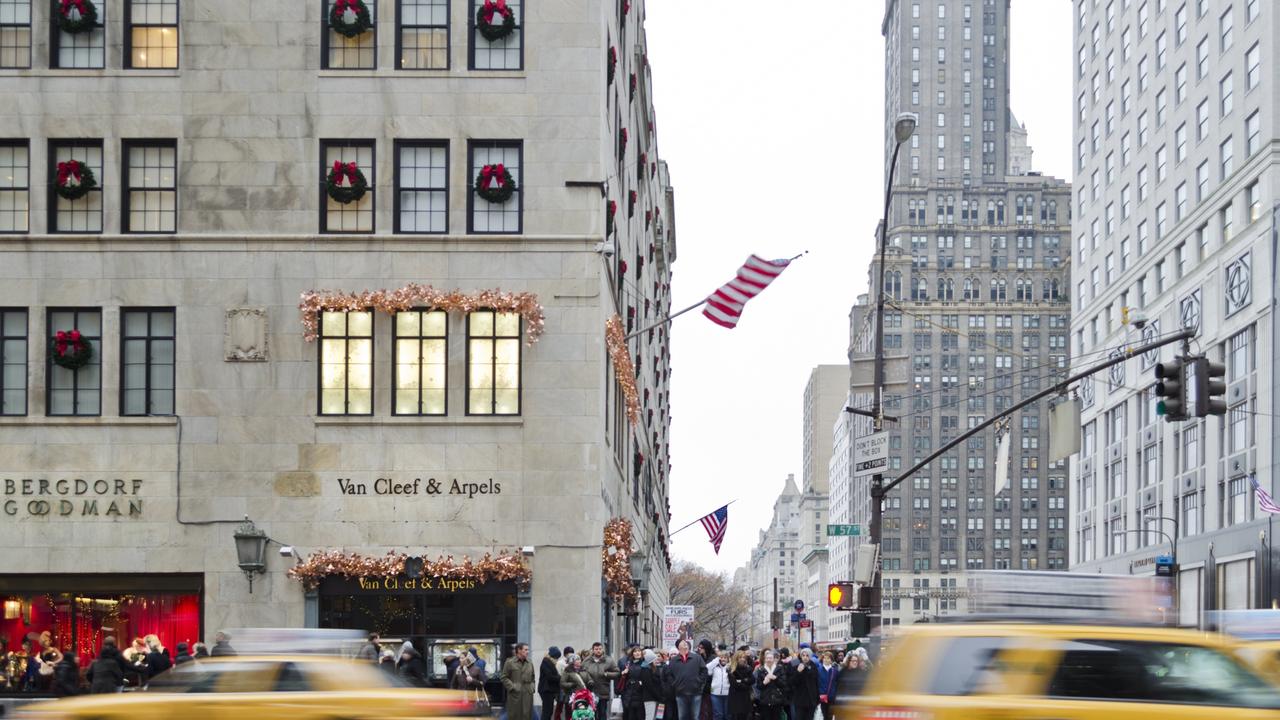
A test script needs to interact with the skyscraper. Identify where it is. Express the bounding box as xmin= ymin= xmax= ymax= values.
xmin=840 ymin=0 xmax=1073 ymax=628
xmin=1069 ymin=0 xmax=1278 ymax=621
